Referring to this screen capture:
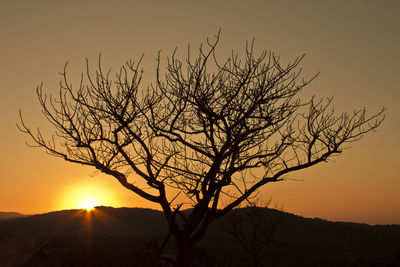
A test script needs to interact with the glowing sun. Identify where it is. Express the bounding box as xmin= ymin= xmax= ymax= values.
xmin=58 ymin=180 xmax=118 ymax=212
xmin=54 ymin=177 xmax=121 ymax=214
xmin=79 ymin=196 xmax=99 ymax=211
